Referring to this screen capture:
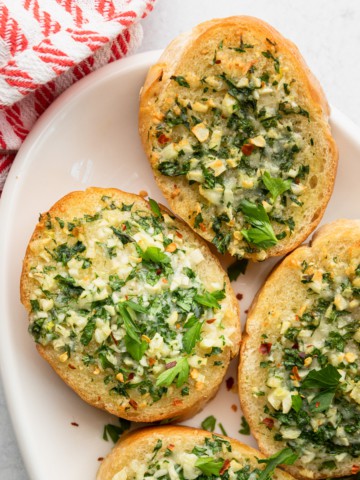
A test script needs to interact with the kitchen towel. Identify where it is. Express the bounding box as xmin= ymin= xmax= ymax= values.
xmin=0 ymin=0 xmax=157 ymax=192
